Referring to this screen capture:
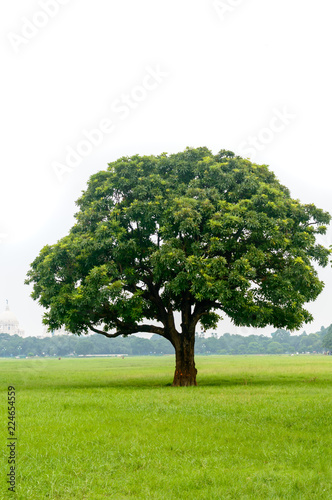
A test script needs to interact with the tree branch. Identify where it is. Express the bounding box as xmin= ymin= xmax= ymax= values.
xmin=88 ymin=324 xmax=126 ymax=338
xmin=142 ymin=278 xmax=169 ymax=326
xmin=181 ymin=292 xmax=192 ymax=331
xmin=89 ymin=322 xmax=167 ymax=339
xmin=192 ymin=300 xmax=222 ymax=325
